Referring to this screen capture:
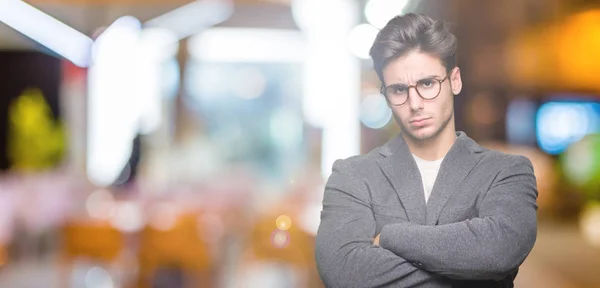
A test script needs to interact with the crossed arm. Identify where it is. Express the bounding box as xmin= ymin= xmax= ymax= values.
xmin=377 ymin=156 xmax=538 ymax=280
xmin=315 ymin=156 xmax=538 ymax=287
xmin=315 ymin=159 xmax=449 ymax=288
